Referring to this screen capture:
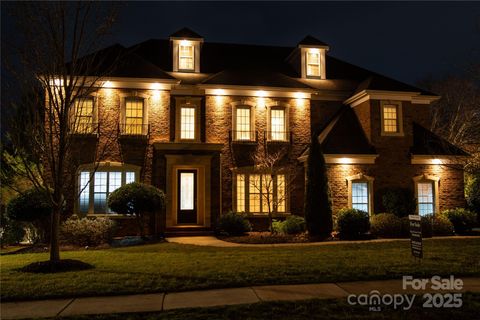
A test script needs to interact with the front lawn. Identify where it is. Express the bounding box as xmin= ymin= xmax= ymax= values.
xmin=1 ymin=238 xmax=479 ymax=301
